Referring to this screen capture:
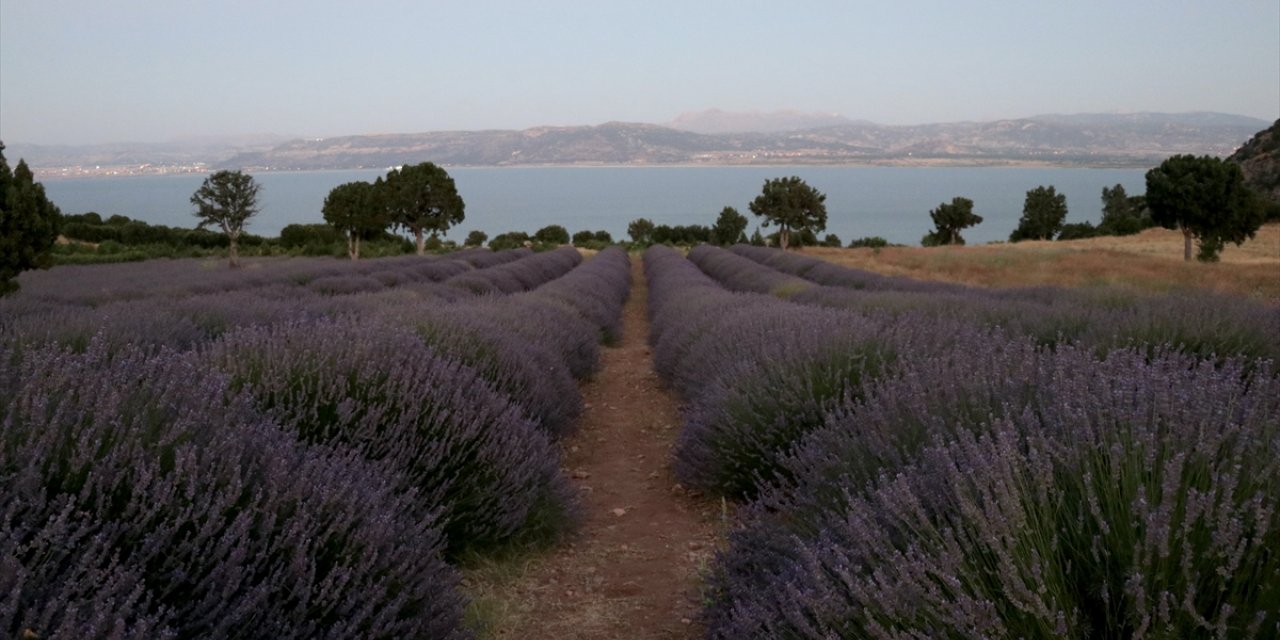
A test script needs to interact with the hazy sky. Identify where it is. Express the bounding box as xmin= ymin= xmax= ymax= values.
xmin=2 ymin=0 xmax=1277 ymax=145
